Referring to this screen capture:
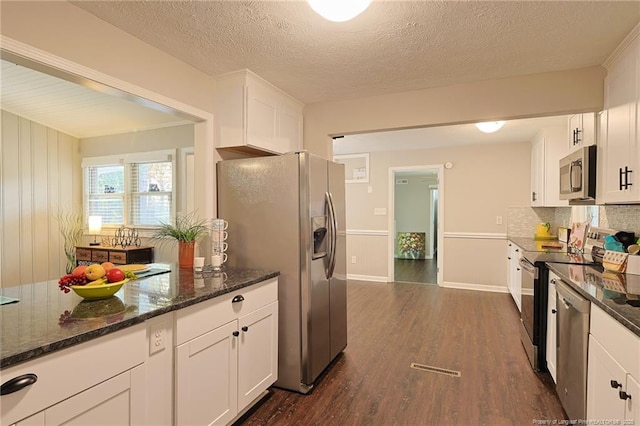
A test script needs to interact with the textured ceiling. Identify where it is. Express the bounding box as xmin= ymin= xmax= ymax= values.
xmin=72 ymin=0 xmax=640 ymax=104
